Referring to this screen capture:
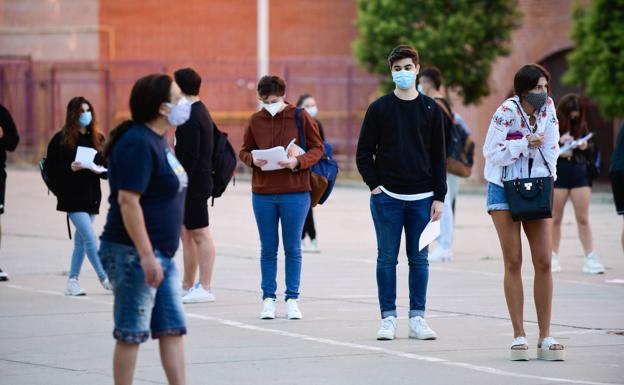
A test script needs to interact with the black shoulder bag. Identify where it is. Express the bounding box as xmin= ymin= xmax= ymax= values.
xmin=503 ymin=100 xmax=554 ymax=222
